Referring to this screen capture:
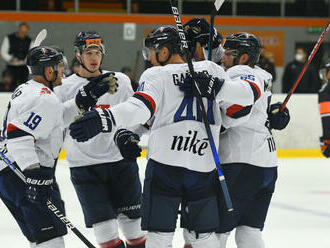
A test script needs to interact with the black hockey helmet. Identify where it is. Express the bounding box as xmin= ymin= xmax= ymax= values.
xmin=27 ymin=45 xmax=63 ymax=76
xmin=143 ymin=26 xmax=181 ymax=65
xmin=74 ymin=31 xmax=105 ymax=54
xmin=224 ymin=32 xmax=262 ymax=65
